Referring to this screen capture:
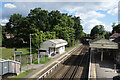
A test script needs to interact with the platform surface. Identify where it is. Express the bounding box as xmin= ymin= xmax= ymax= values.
xmin=94 ymin=52 xmax=119 ymax=80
